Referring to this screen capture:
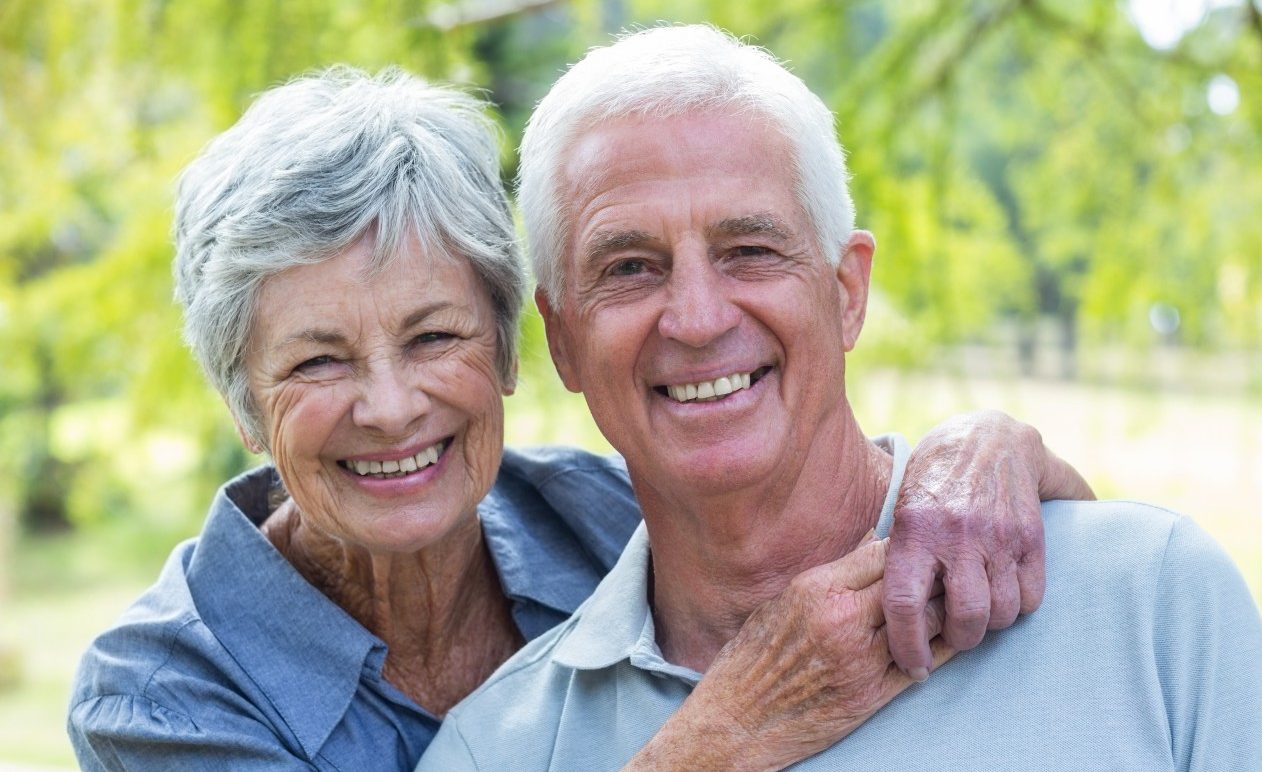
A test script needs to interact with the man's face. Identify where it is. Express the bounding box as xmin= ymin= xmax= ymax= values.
xmin=538 ymin=111 xmax=874 ymax=497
